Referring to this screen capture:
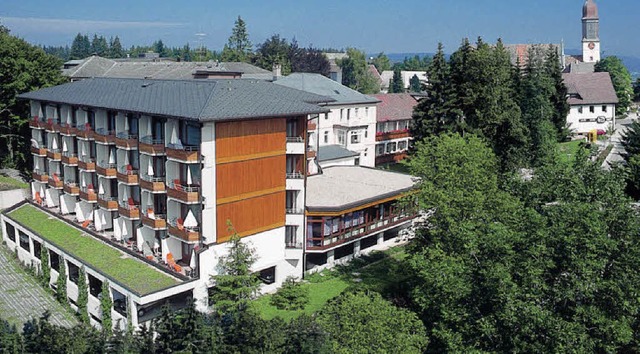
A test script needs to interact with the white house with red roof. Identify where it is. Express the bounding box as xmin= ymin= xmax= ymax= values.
xmin=370 ymin=93 xmax=418 ymax=165
xmin=563 ymin=72 xmax=618 ymax=134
